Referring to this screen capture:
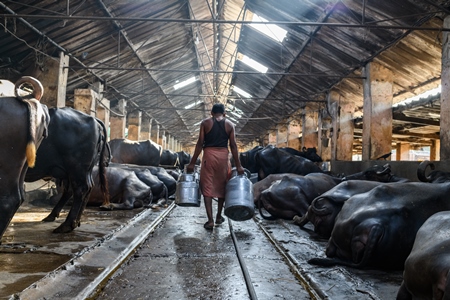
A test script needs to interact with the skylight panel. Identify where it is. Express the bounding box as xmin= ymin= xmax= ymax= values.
xmin=233 ymin=86 xmax=252 ymax=98
xmin=250 ymin=14 xmax=287 ymax=43
xmin=184 ymin=102 xmax=197 ymax=109
xmin=241 ymin=55 xmax=268 ymax=73
xmin=174 ymin=76 xmax=197 ymax=90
